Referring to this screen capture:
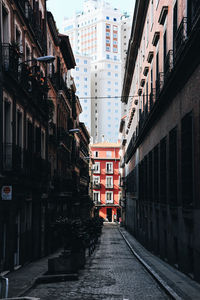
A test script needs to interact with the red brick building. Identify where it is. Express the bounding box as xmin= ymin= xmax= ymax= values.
xmin=91 ymin=142 xmax=121 ymax=222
